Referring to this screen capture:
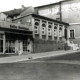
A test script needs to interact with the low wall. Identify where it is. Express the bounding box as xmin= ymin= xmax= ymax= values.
xmin=70 ymin=38 xmax=80 ymax=44
xmin=33 ymin=39 xmax=65 ymax=53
